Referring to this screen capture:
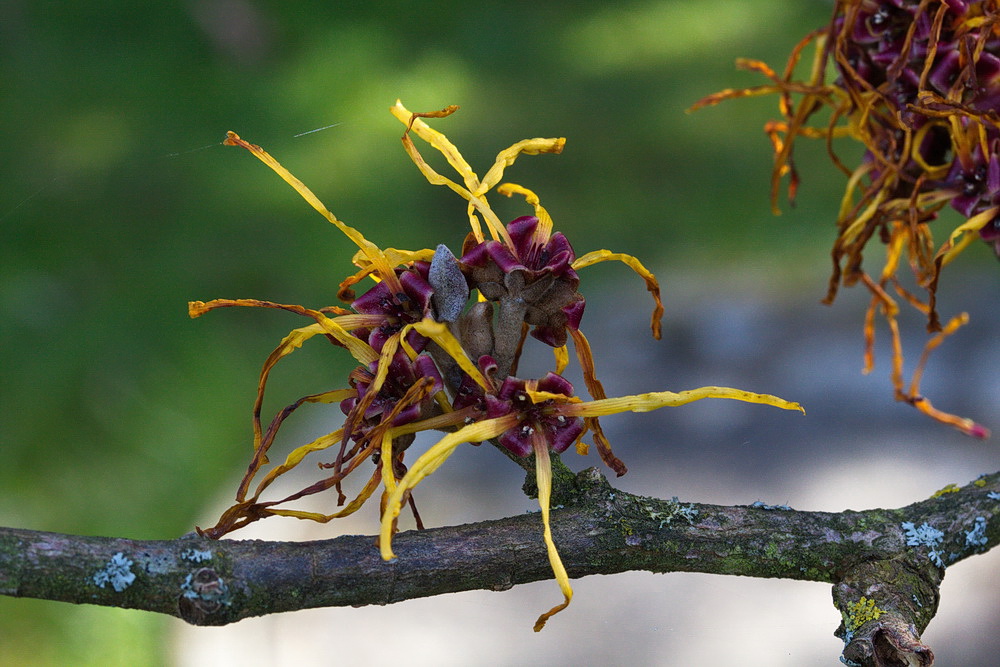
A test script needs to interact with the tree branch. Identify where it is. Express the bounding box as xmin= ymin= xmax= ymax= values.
xmin=2 ymin=469 xmax=997 ymax=666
